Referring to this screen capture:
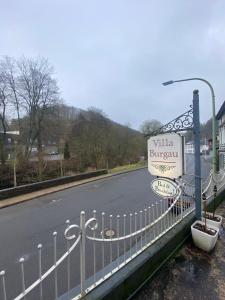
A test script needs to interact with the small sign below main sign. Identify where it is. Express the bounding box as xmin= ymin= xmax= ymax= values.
xmin=151 ymin=178 xmax=180 ymax=198
xmin=148 ymin=133 xmax=185 ymax=179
